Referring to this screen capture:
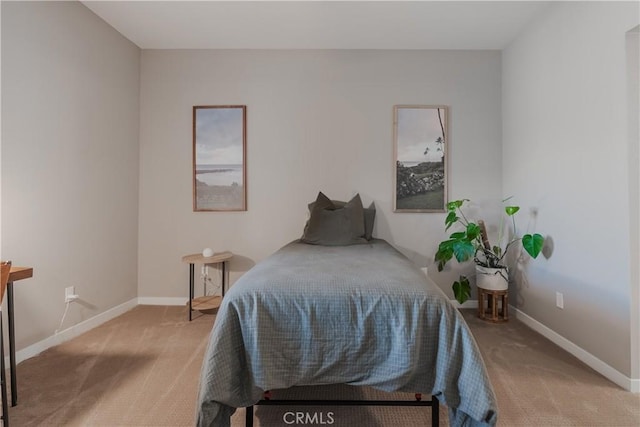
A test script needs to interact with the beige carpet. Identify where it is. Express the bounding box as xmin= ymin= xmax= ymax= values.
xmin=6 ymin=305 xmax=640 ymax=426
